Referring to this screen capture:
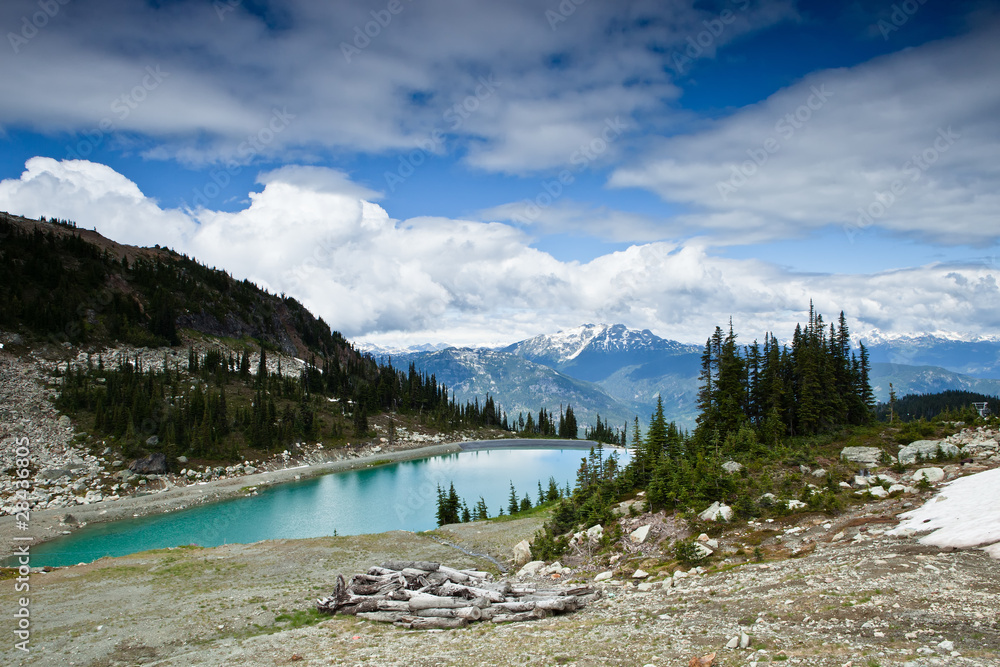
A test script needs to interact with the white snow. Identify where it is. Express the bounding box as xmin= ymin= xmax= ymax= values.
xmin=890 ymin=467 xmax=1000 ymax=557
